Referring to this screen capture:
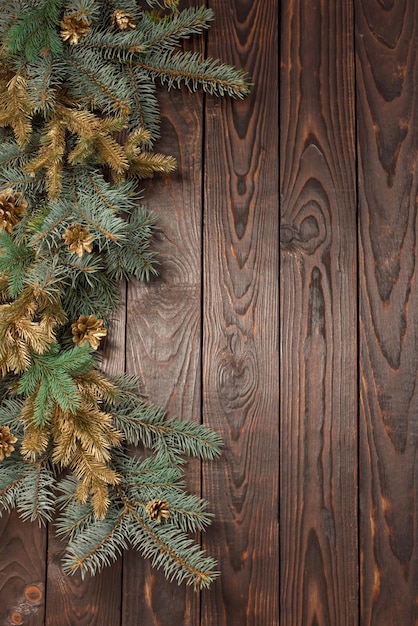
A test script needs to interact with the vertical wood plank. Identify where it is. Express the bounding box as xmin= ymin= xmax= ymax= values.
xmin=201 ymin=1 xmax=279 ymax=624
xmin=356 ymin=1 xmax=418 ymax=623
xmin=280 ymin=0 xmax=358 ymax=624
xmin=43 ymin=292 xmax=125 ymax=625
xmin=123 ymin=7 xmax=204 ymax=622
xmin=0 ymin=511 xmax=46 ymax=625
